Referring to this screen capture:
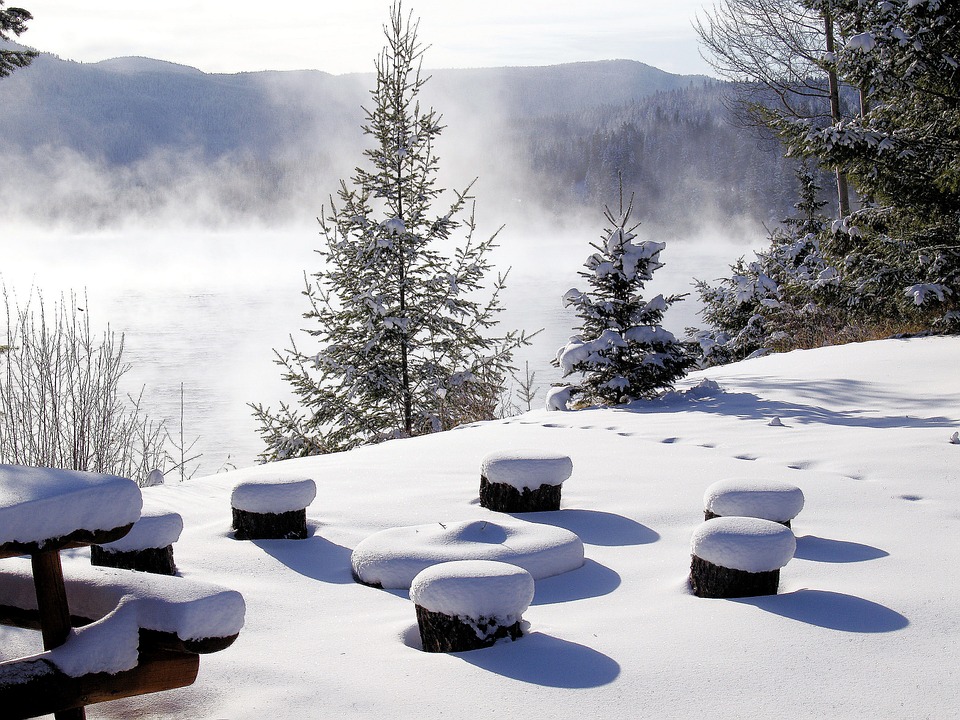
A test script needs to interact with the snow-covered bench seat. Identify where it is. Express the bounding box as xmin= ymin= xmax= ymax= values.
xmin=230 ymin=475 xmax=317 ymax=540
xmin=0 ymin=557 xmax=245 ymax=719
xmin=689 ymin=517 xmax=796 ymax=598
xmin=410 ymin=560 xmax=535 ymax=652
xmin=479 ymin=450 xmax=573 ymax=513
xmin=91 ymin=507 xmax=184 ymax=575
xmin=703 ymin=478 xmax=805 ymax=527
